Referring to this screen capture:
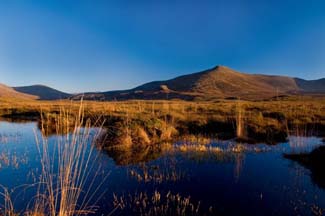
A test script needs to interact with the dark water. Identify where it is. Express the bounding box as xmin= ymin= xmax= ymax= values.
xmin=0 ymin=120 xmax=325 ymax=215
